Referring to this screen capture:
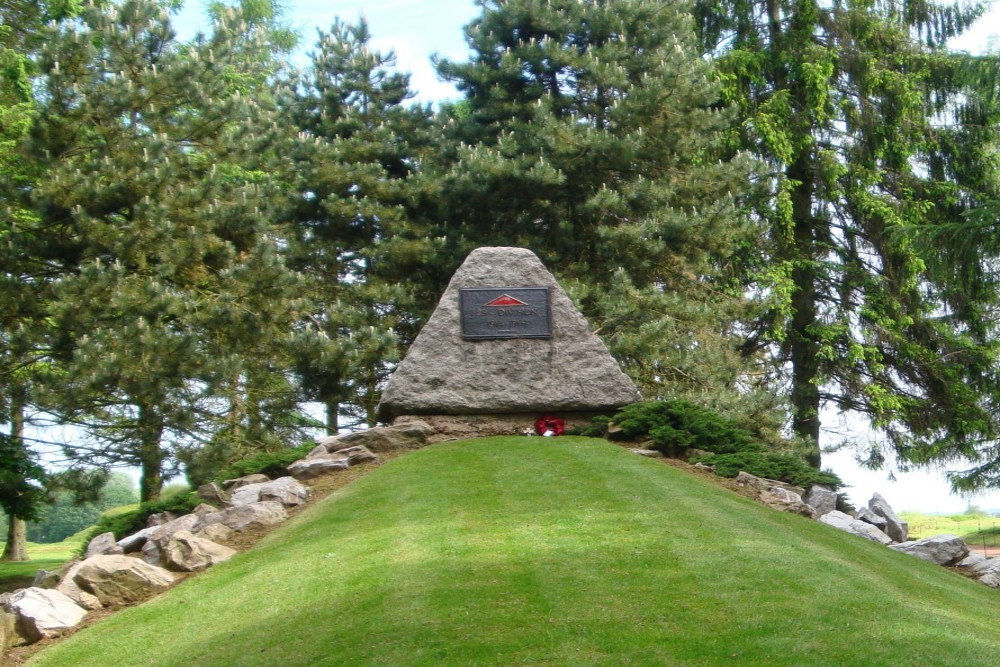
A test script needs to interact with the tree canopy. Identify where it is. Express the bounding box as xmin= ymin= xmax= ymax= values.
xmin=4 ymin=0 xmax=1000 ymax=507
